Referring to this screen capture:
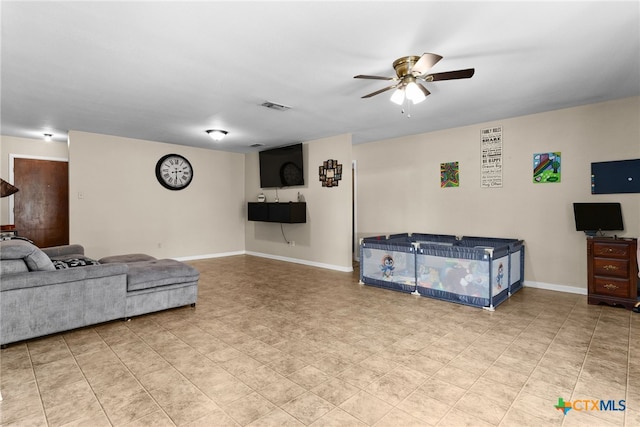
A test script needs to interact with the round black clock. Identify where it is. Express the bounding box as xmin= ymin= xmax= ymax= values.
xmin=155 ymin=154 xmax=193 ymax=190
